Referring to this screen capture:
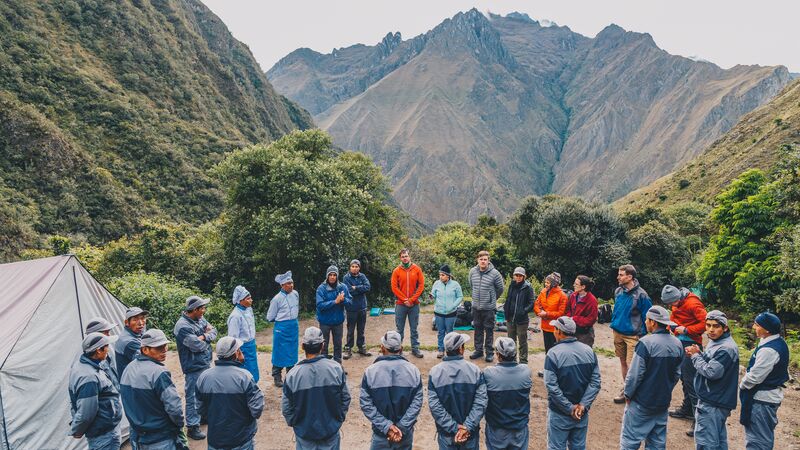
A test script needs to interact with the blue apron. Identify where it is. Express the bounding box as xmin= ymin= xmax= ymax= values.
xmin=240 ymin=339 xmax=259 ymax=382
xmin=272 ymin=319 xmax=299 ymax=368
